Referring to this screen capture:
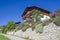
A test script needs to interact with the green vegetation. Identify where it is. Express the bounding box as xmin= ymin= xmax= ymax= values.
xmin=51 ymin=9 xmax=60 ymax=26
xmin=1 ymin=21 xmax=17 ymax=34
xmin=32 ymin=10 xmax=43 ymax=23
xmin=0 ymin=10 xmax=46 ymax=33
xmin=35 ymin=23 xmax=44 ymax=33
xmin=1 ymin=10 xmax=60 ymax=34
xmin=0 ymin=35 xmax=9 ymax=40
xmin=21 ymin=10 xmax=44 ymax=33
xmin=53 ymin=16 xmax=60 ymax=26
xmin=21 ymin=22 xmax=30 ymax=32
xmin=6 ymin=21 xmax=17 ymax=31
xmin=1 ymin=26 xmax=7 ymax=34
xmin=31 ymin=10 xmax=43 ymax=31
